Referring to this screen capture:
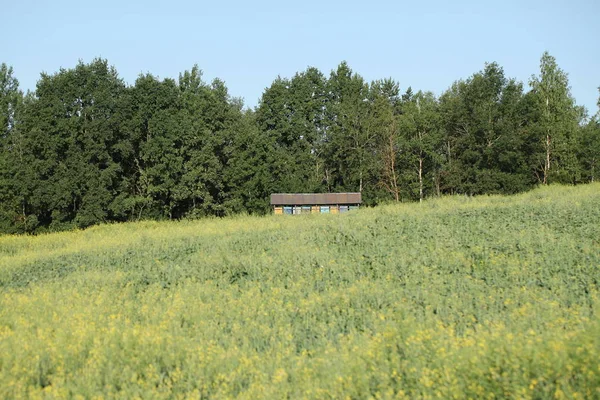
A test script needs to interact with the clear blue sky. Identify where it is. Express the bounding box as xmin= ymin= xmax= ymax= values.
xmin=2 ymin=0 xmax=599 ymax=115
